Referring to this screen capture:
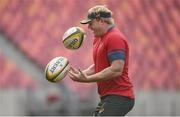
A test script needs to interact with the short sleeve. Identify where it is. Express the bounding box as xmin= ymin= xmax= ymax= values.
xmin=107 ymin=34 xmax=126 ymax=63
